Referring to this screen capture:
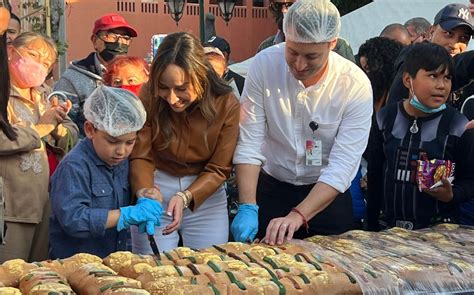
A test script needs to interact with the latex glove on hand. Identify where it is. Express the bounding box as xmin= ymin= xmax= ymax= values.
xmin=231 ymin=203 xmax=259 ymax=242
xmin=117 ymin=198 xmax=163 ymax=234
